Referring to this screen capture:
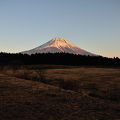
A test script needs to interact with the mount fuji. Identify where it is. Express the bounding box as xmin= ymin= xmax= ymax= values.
xmin=21 ymin=38 xmax=96 ymax=56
